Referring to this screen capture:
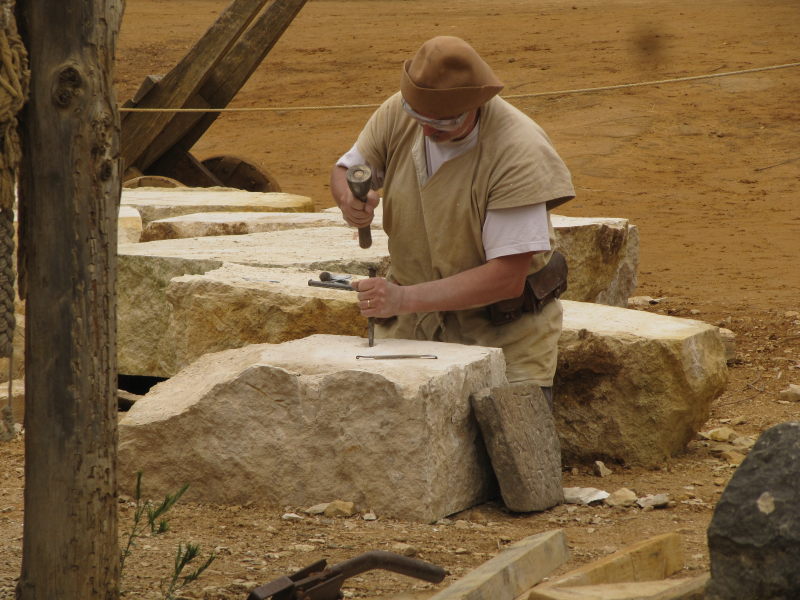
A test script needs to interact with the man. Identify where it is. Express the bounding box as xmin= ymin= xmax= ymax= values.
xmin=330 ymin=36 xmax=574 ymax=405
